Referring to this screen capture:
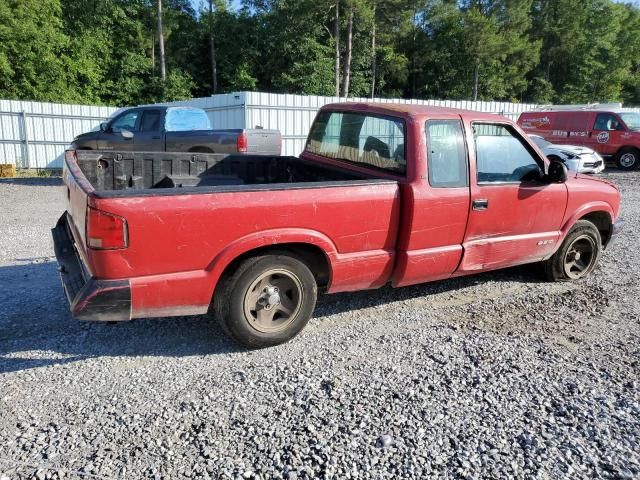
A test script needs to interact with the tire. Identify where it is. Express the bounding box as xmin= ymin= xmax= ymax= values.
xmin=212 ymin=253 xmax=317 ymax=348
xmin=542 ymin=220 xmax=602 ymax=282
xmin=615 ymin=147 xmax=639 ymax=171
